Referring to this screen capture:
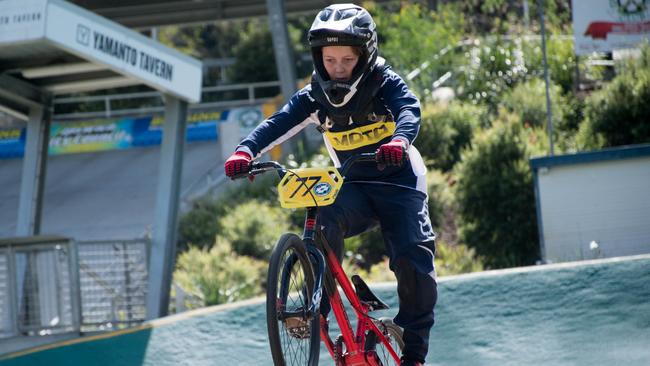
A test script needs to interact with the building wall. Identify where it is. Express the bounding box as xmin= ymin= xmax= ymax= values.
xmin=536 ymin=155 xmax=650 ymax=262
